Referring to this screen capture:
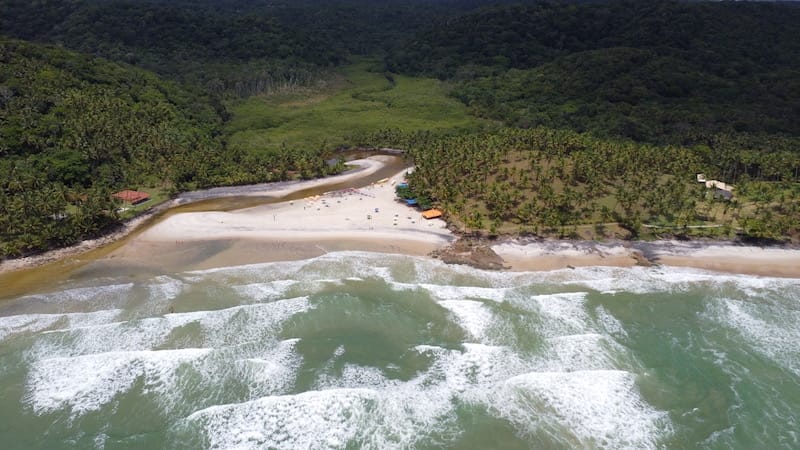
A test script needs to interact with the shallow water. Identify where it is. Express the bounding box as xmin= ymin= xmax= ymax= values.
xmin=1 ymin=252 xmax=799 ymax=449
